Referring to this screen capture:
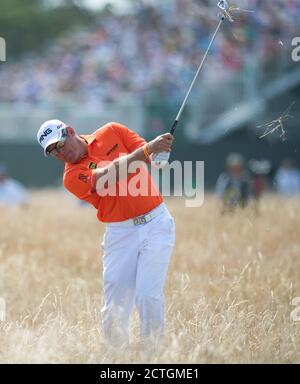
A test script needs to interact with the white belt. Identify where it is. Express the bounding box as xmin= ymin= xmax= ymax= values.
xmin=106 ymin=203 xmax=166 ymax=227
